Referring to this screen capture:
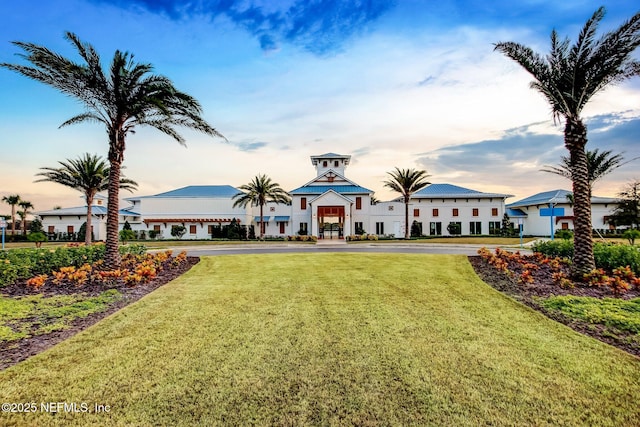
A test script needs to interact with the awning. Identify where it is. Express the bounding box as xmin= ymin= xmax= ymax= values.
xmin=274 ymin=216 xmax=290 ymax=222
xmin=254 ymin=216 xmax=271 ymax=222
